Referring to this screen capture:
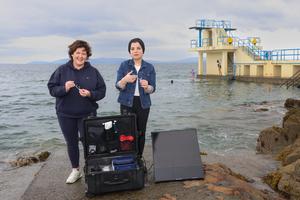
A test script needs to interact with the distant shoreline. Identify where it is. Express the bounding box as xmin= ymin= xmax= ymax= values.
xmin=0 ymin=57 xmax=199 ymax=65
